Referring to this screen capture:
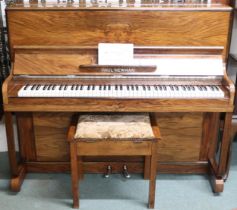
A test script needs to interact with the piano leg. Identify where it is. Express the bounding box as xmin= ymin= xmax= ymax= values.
xmin=217 ymin=112 xmax=233 ymax=178
xmin=208 ymin=112 xmax=233 ymax=193
xmin=10 ymin=165 xmax=26 ymax=192
xmin=209 ymin=161 xmax=224 ymax=193
xmin=5 ymin=112 xmax=26 ymax=192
